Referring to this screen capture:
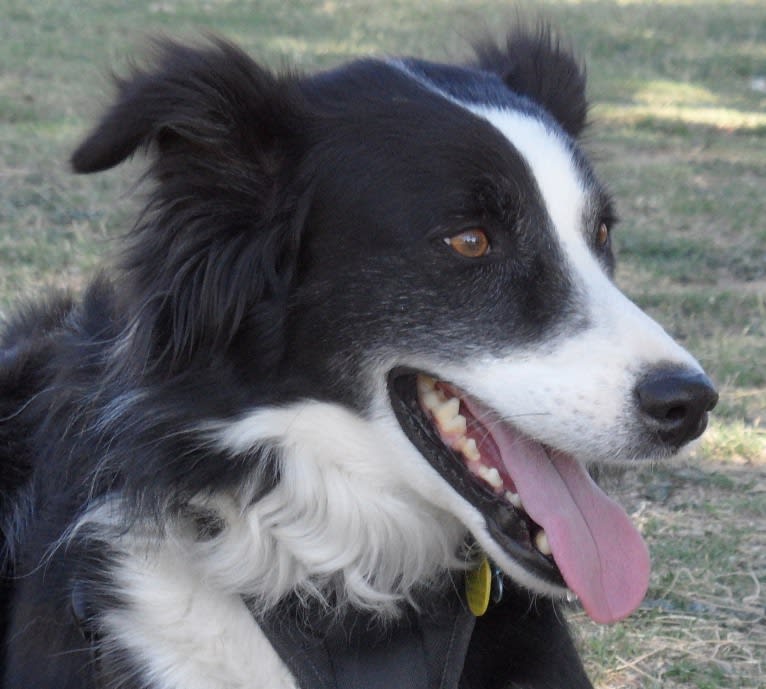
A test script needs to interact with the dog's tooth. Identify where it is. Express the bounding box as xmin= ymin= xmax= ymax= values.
xmin=441 ymin=413 xmax=467 ymax=435
xmin=485 ymin=467 xmax=503 ymax=489
xmin=433 ymin=397 xmax=460 ymax=427
xmin=476 ymin=464 xmax=503 ymax=491
xmin=504 ymin=491 xmax=522 ymax=509
xmin=459 ymin=437 xmax=480 ymax=462
xmin=421 ymin=390 xmax=441 ymax=411
xmin=534 ymin=530 xmax=552 ymax=556
xmin=417 ymin=375 xmax=437 ymax=396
